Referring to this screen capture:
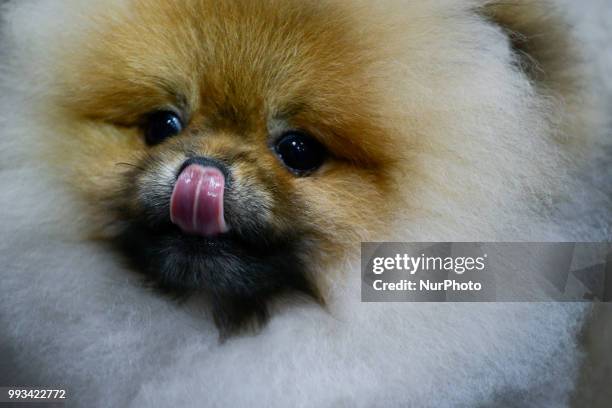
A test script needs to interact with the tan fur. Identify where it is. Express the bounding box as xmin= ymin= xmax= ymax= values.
xmin=46 ymin=0 xmax=405 ymax=279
